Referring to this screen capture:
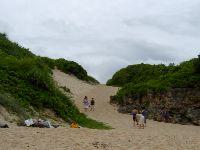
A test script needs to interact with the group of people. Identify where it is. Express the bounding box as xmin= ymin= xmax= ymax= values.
xmin=83 ymin=96 xmax=95 ymax=112
xmin=132 ymin=108 xmax=148 ymax=129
